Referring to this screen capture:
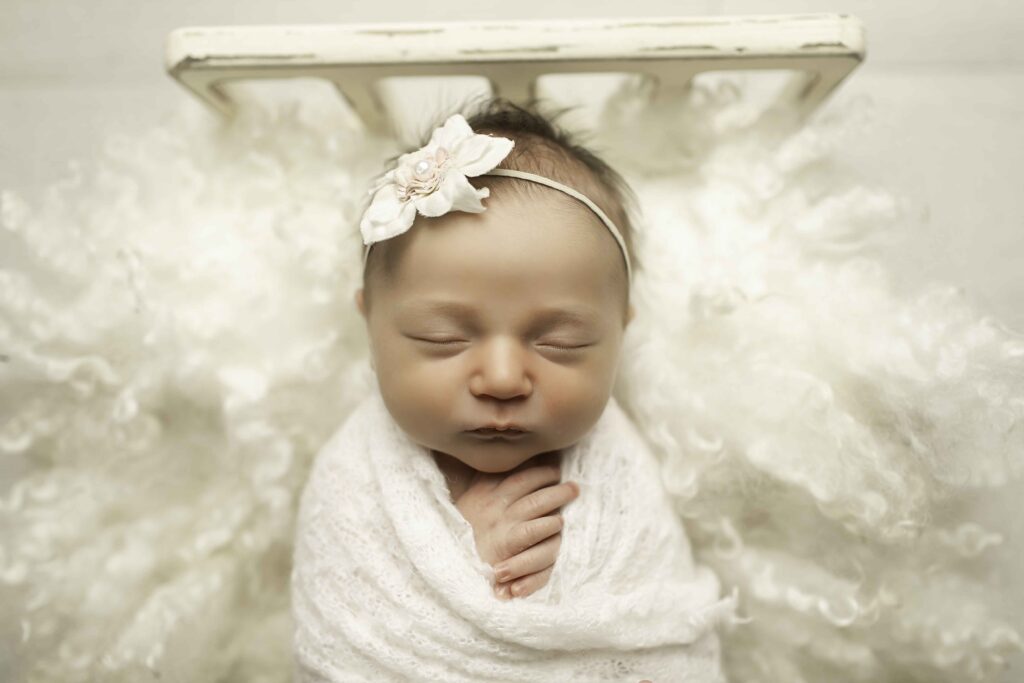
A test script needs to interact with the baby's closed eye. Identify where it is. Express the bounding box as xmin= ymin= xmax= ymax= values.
xmin=405 ymin=335 xmax=595 ymax=352
xmin=408 ymin=335 xmax=467 ymax=346
xmin=535 ymin=338 xmax=595 ymax=352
